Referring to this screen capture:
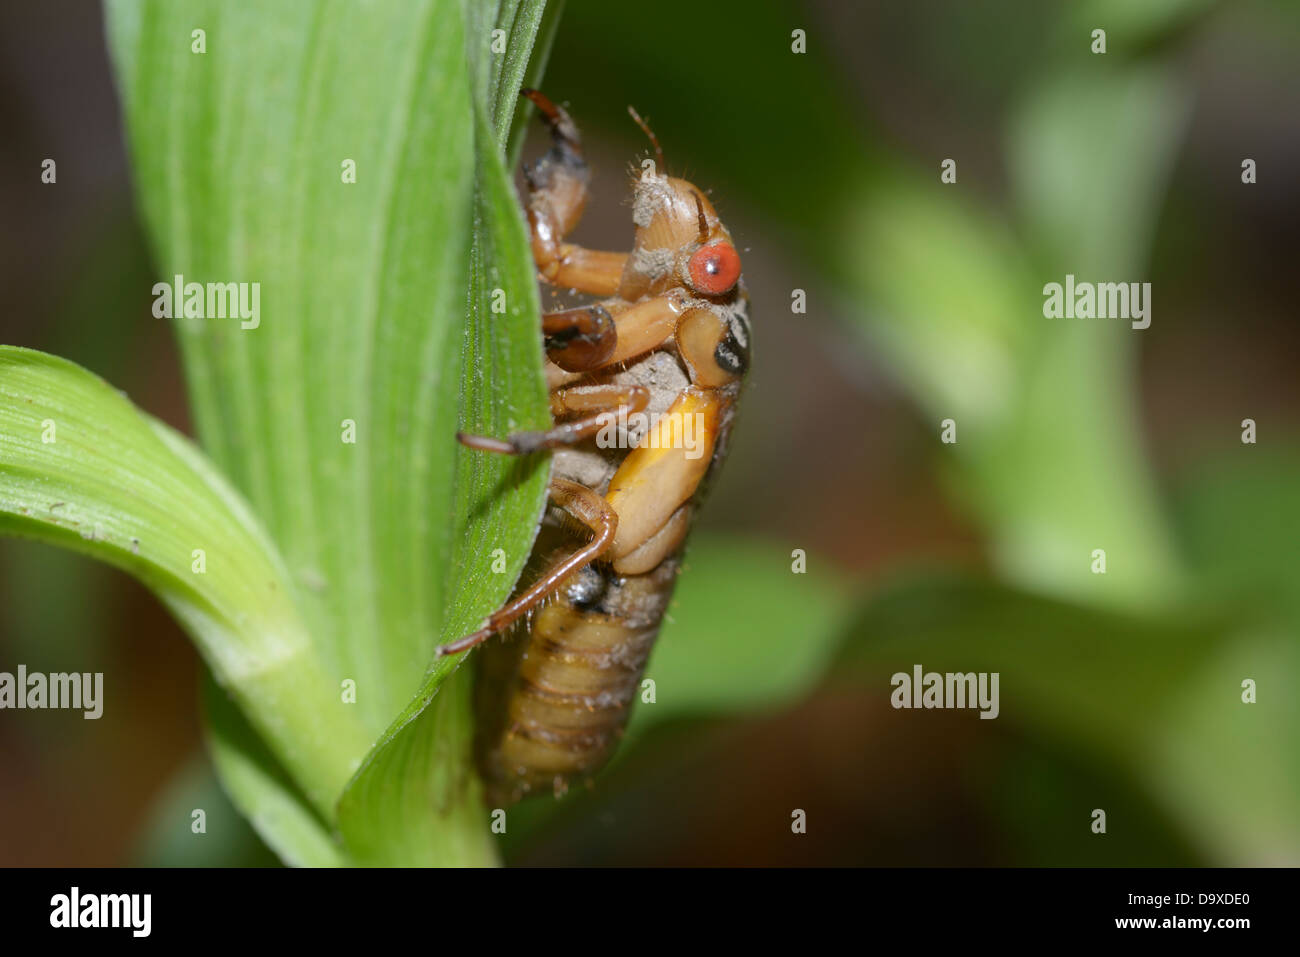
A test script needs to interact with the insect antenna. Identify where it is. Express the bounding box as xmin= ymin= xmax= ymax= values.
xmin=691 ymin=191 xmax=709 ymax=244
xmin=627 ymin=105 xmax=666 ymax=173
